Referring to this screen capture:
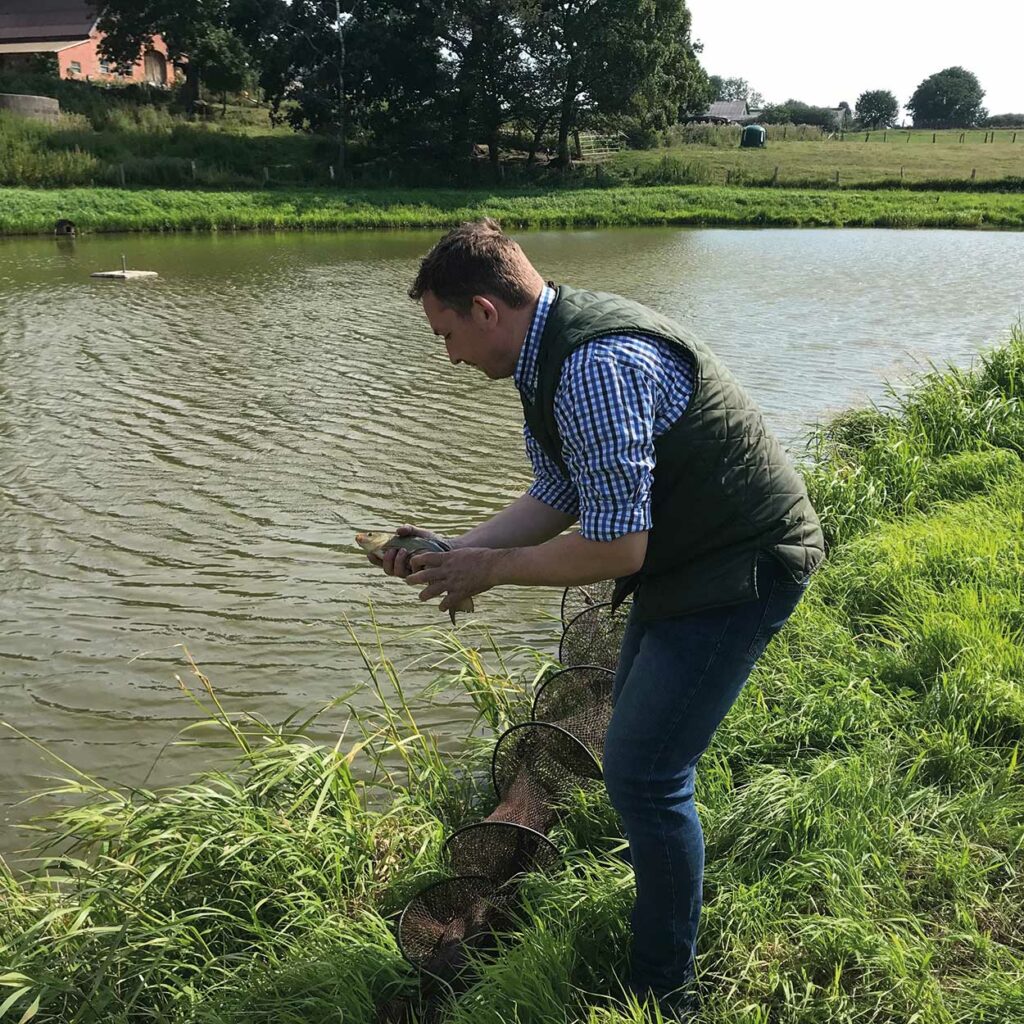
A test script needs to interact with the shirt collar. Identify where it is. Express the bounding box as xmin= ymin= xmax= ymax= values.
xmin=513 ymin=284 xmax=555 ymax=401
